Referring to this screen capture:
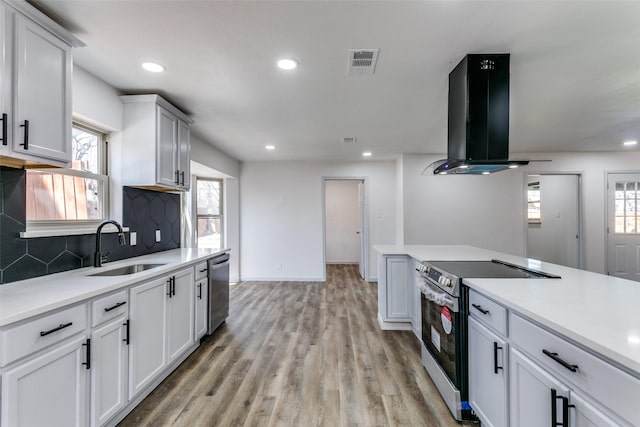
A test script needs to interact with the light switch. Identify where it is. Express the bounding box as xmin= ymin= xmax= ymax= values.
xmin=130 ymin=232 xmax=137 ymax=246
xmin=155 ymin=229 xmax=161 ymax=242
